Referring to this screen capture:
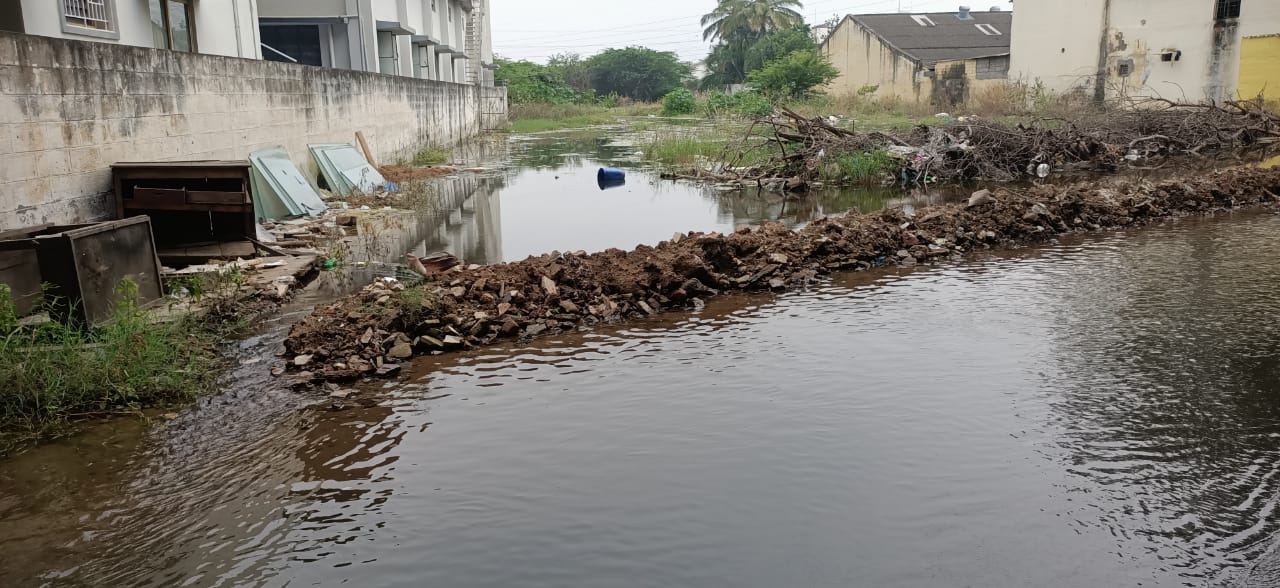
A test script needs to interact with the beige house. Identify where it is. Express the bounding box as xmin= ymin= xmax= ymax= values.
xmin=1009 ymin=0 xmax=1280 ymax=104
xmin=820 ymin=6 xmax=1013 ymax=106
